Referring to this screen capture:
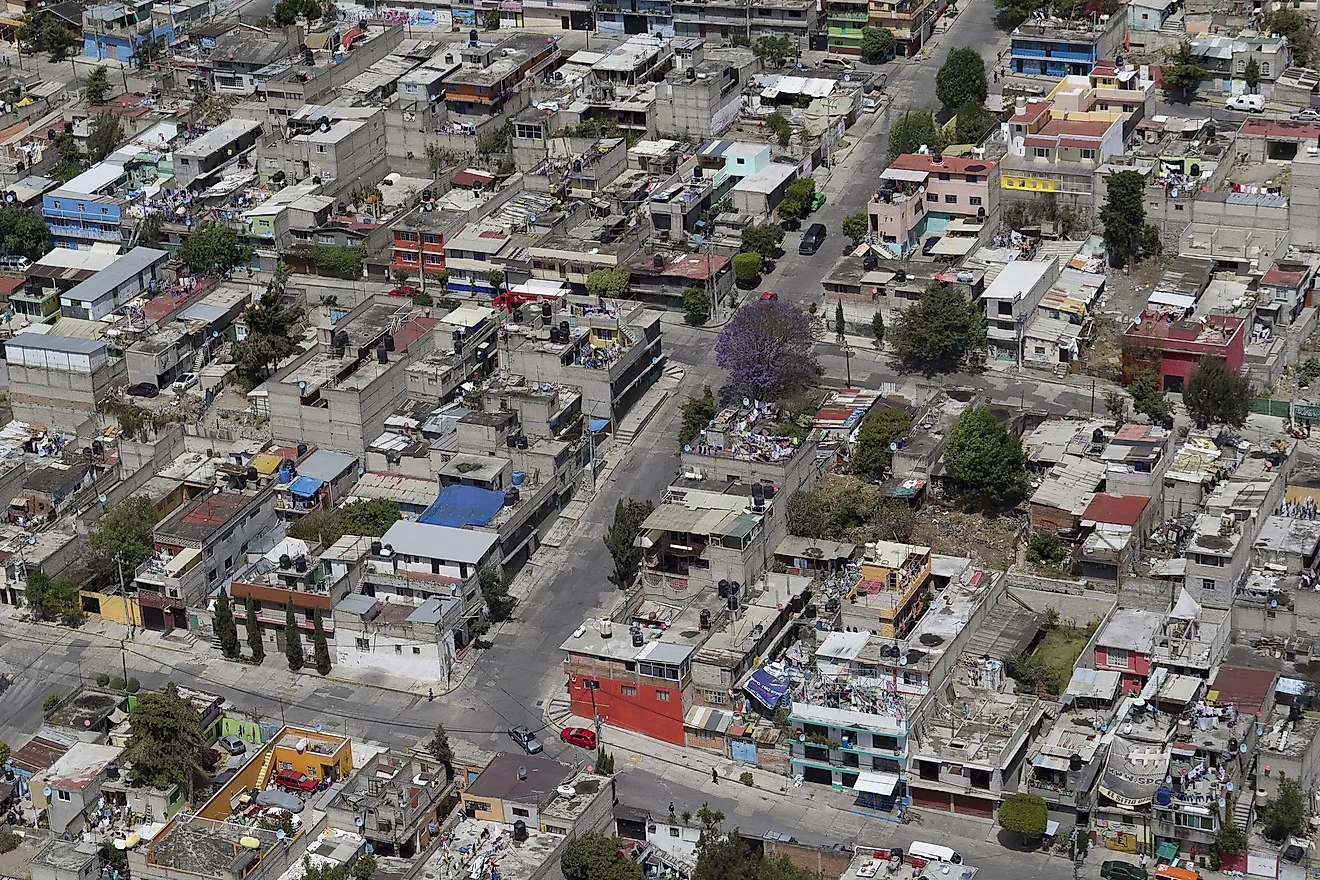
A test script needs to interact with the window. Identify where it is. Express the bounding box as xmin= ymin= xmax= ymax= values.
xmin=1175 ymin=204 xmax=1185 ymax=211
xmin=1106 ymin=647 xmax=1129 ymax=667
xmin=639 ymin=661 xmax=680 ymax=680
xmin=1261 ymin=62 xmax=1270 ymax=76
xmin=621 ymin=685 xmax=637 ymax=696
xmin=317 ymin=144 xmax=326 ymax=153
xmin=412 ymin=646 xmax=421 ymax=655
xmin=511 ymin=807 xmax=530 ymax=818
xmin=937 ymin=172 xmax=950 ymax=181
xmin=997 ymin=301 xmax=1014 ymax=316
xmin=969 ymin=196 xmax=983 ymax=206
xmin=656 ymin=690 xmax=671 ymax=701
xmin=944 ymin=194 xmax=957 ymax=204
xmin=1033 ymin=147 xmax=1051 ymax=159
xmin=669 ymin=827 xmax=681 ymax=837
xmin=1079 ymin=149 xmax=1096 ymax=160
xmin=58 ymin=790 xmax=71 ymax=801
xmin=926 ymin=192 xmax=938 ymax=202
xmin=705 ymin=690 xmax=728 ymax=704
xmin=1201 ymin=577 xmax=1217 ymax=591
xmin=395 ymin=645 xmax=403 ymax=654
xmin=467 ymin=801 xmax=492 ymax=814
